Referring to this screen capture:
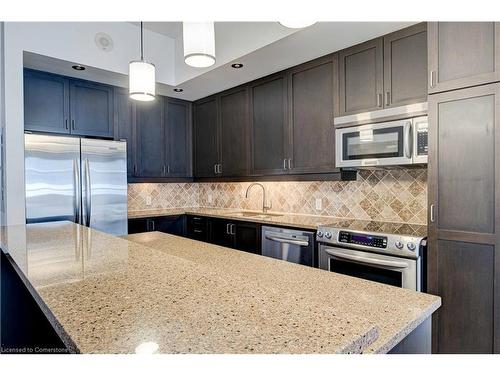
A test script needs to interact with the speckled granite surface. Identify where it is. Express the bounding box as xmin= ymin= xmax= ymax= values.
xmin=1 ymin=221 xmax=388 ymax=354
xmin=126 ymin=231 xmax=440 ymax=353
xmin=128 ymin=207 xmax=427 ymax=236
